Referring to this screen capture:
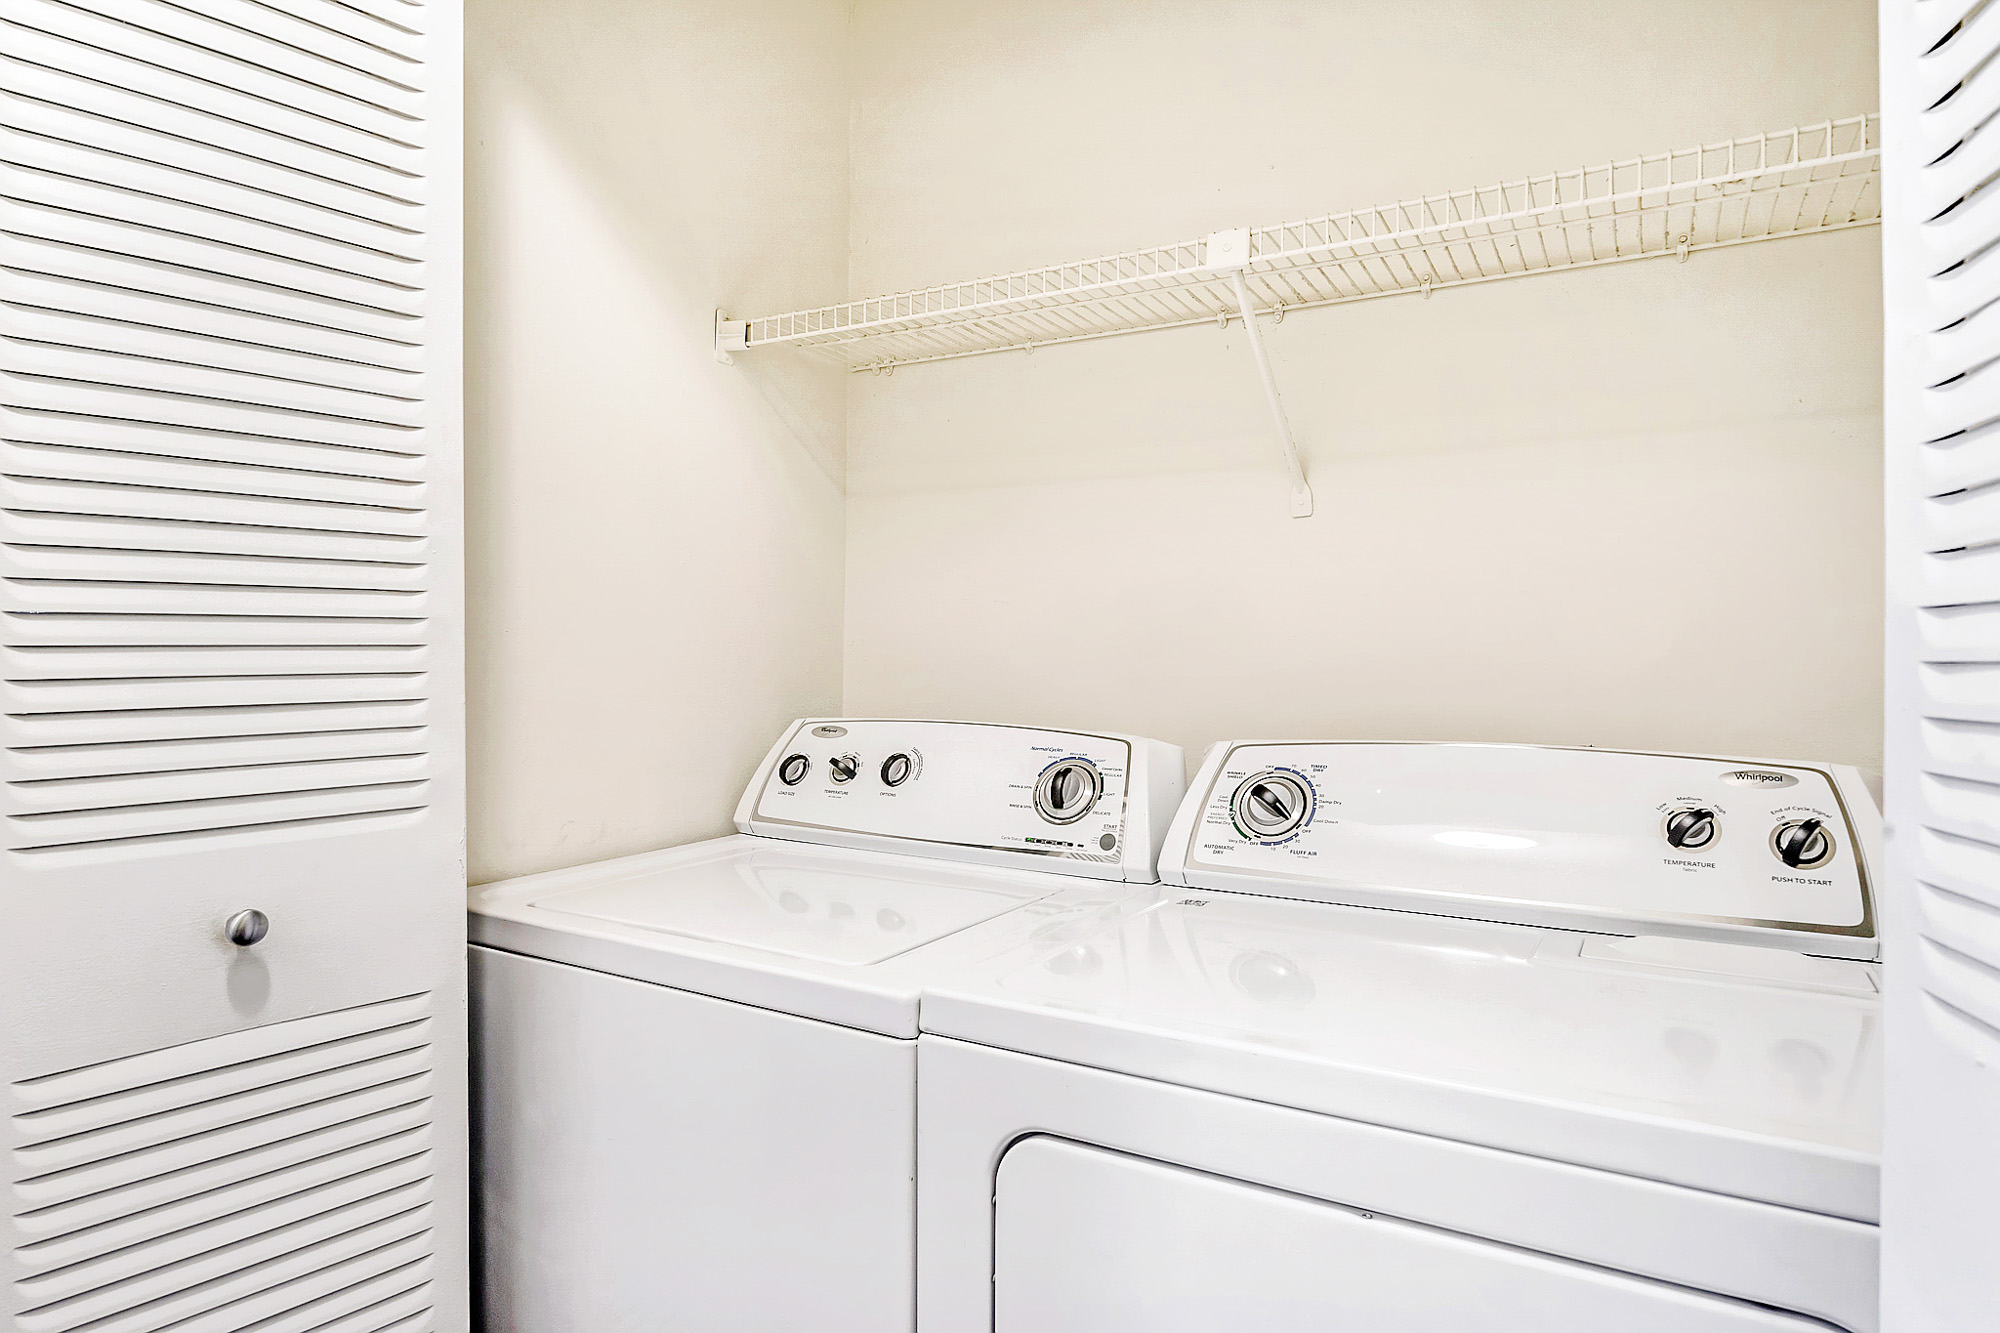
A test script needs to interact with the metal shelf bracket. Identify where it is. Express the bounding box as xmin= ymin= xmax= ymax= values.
xmin=1206 ymin=228 xmax=1314 ymax=518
